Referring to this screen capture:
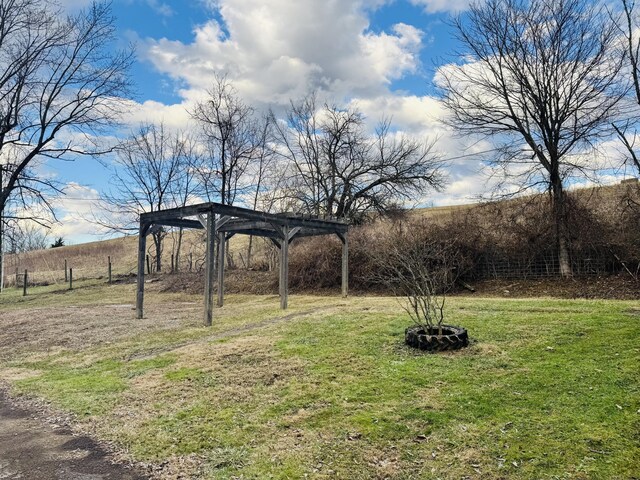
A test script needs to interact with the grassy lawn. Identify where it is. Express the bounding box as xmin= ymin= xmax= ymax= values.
xmin=0 ymin=281 xmax=638 ymax=479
